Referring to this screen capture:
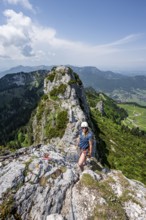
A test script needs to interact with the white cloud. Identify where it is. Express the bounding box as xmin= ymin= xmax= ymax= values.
xmin=3 ymin=0 xmax=33 ymax=10
xmin=0 ymin=10 xmax=33 ymax=57
xmin=0 ymin=9 xmax=145 ymax=70
xmin=106 ymin=34 xmax=143 ymax=47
